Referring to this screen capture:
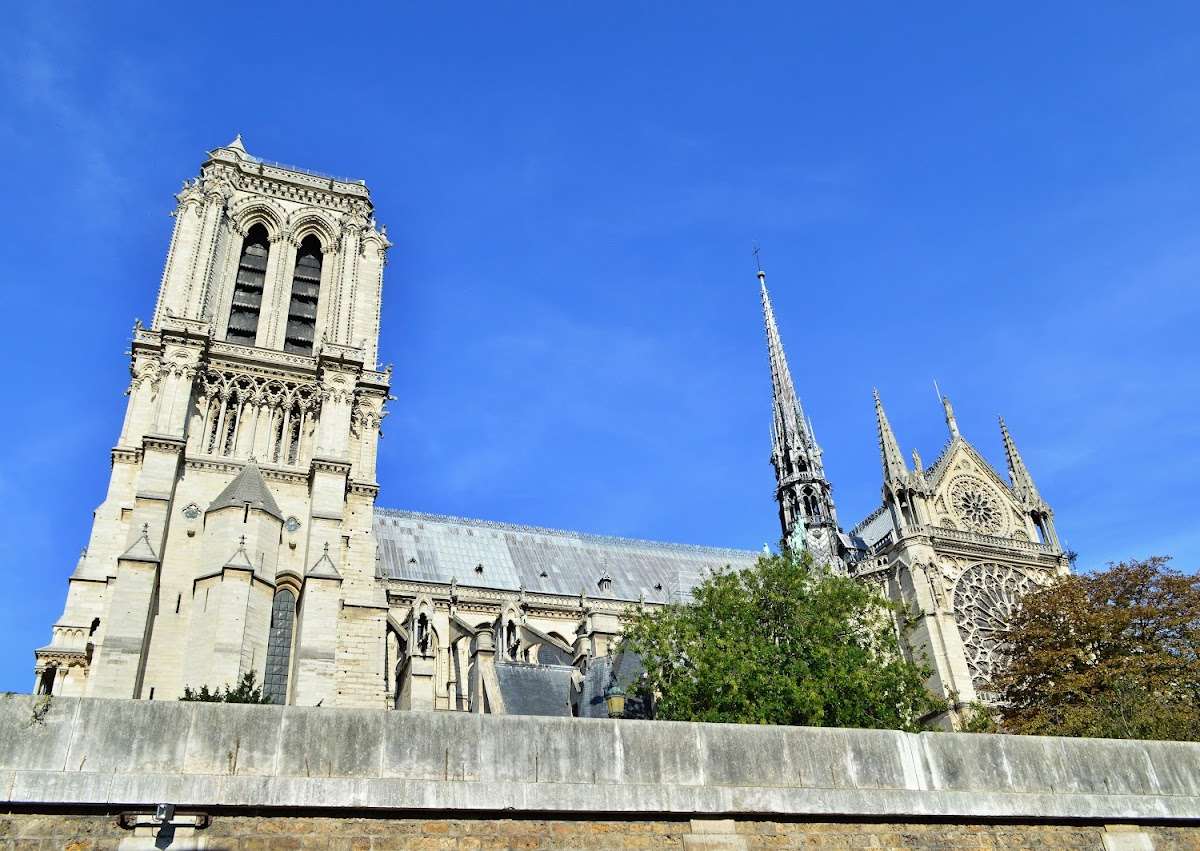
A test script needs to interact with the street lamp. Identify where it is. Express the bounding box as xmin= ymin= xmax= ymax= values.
xmin=604 ymin=681 xmax=626 ymax=718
